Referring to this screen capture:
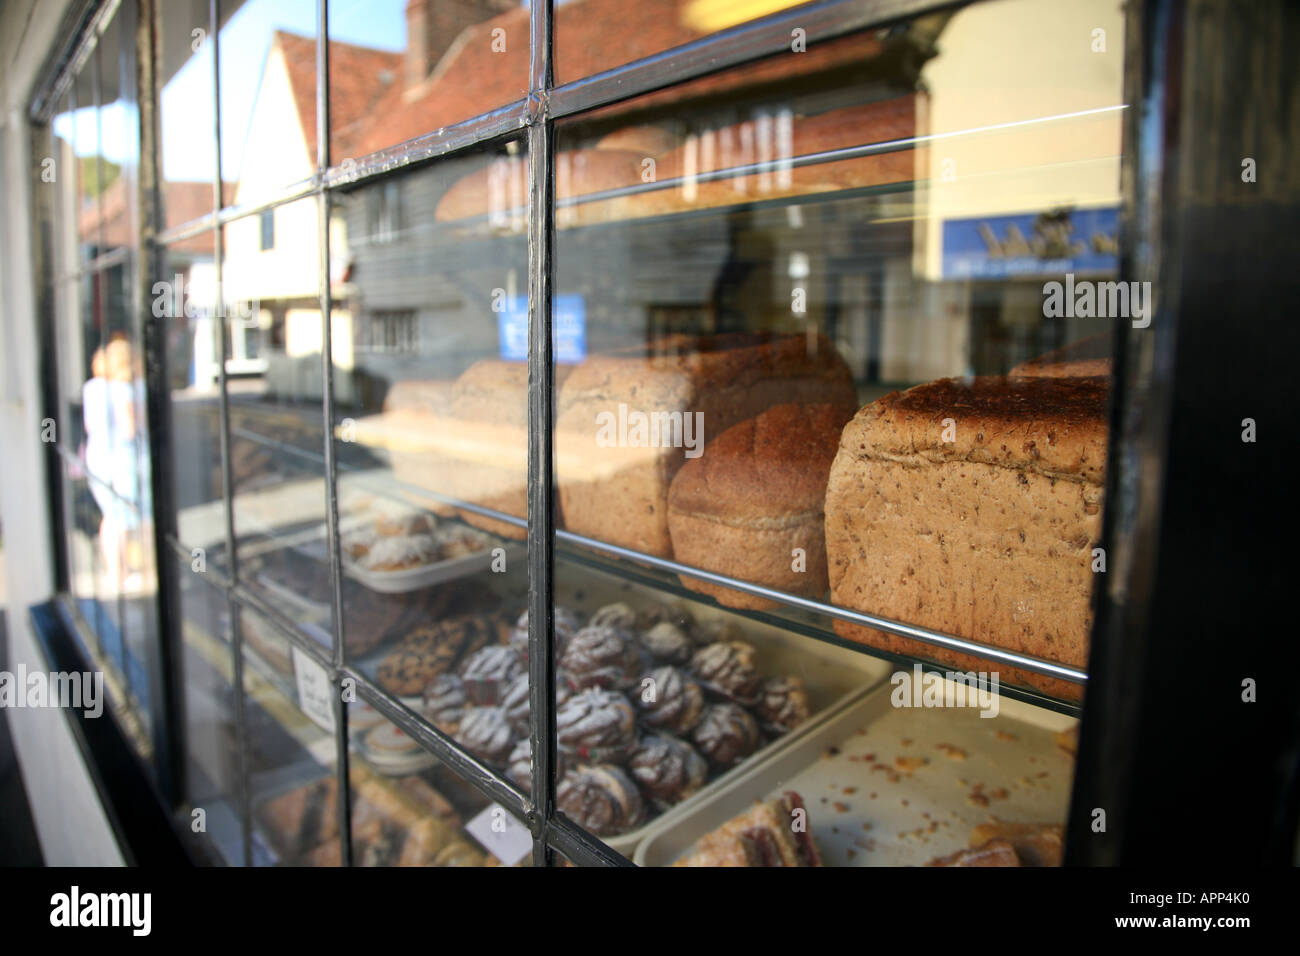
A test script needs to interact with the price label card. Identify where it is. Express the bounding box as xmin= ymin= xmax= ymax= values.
xmin=465 ymin=804 xmax=532 ymax=867
xmin=291 ymin=645 xmax=336 ymax=733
